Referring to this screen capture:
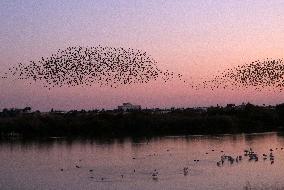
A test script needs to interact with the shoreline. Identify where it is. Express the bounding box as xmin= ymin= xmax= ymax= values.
xmin=1 ymin=103 xmax=284 ymax=139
